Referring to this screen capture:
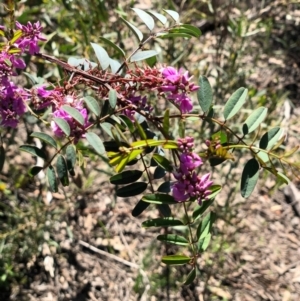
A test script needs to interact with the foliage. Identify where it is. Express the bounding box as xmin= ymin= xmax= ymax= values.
xmin=0 ymin=0 xmax=299 ymax=295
